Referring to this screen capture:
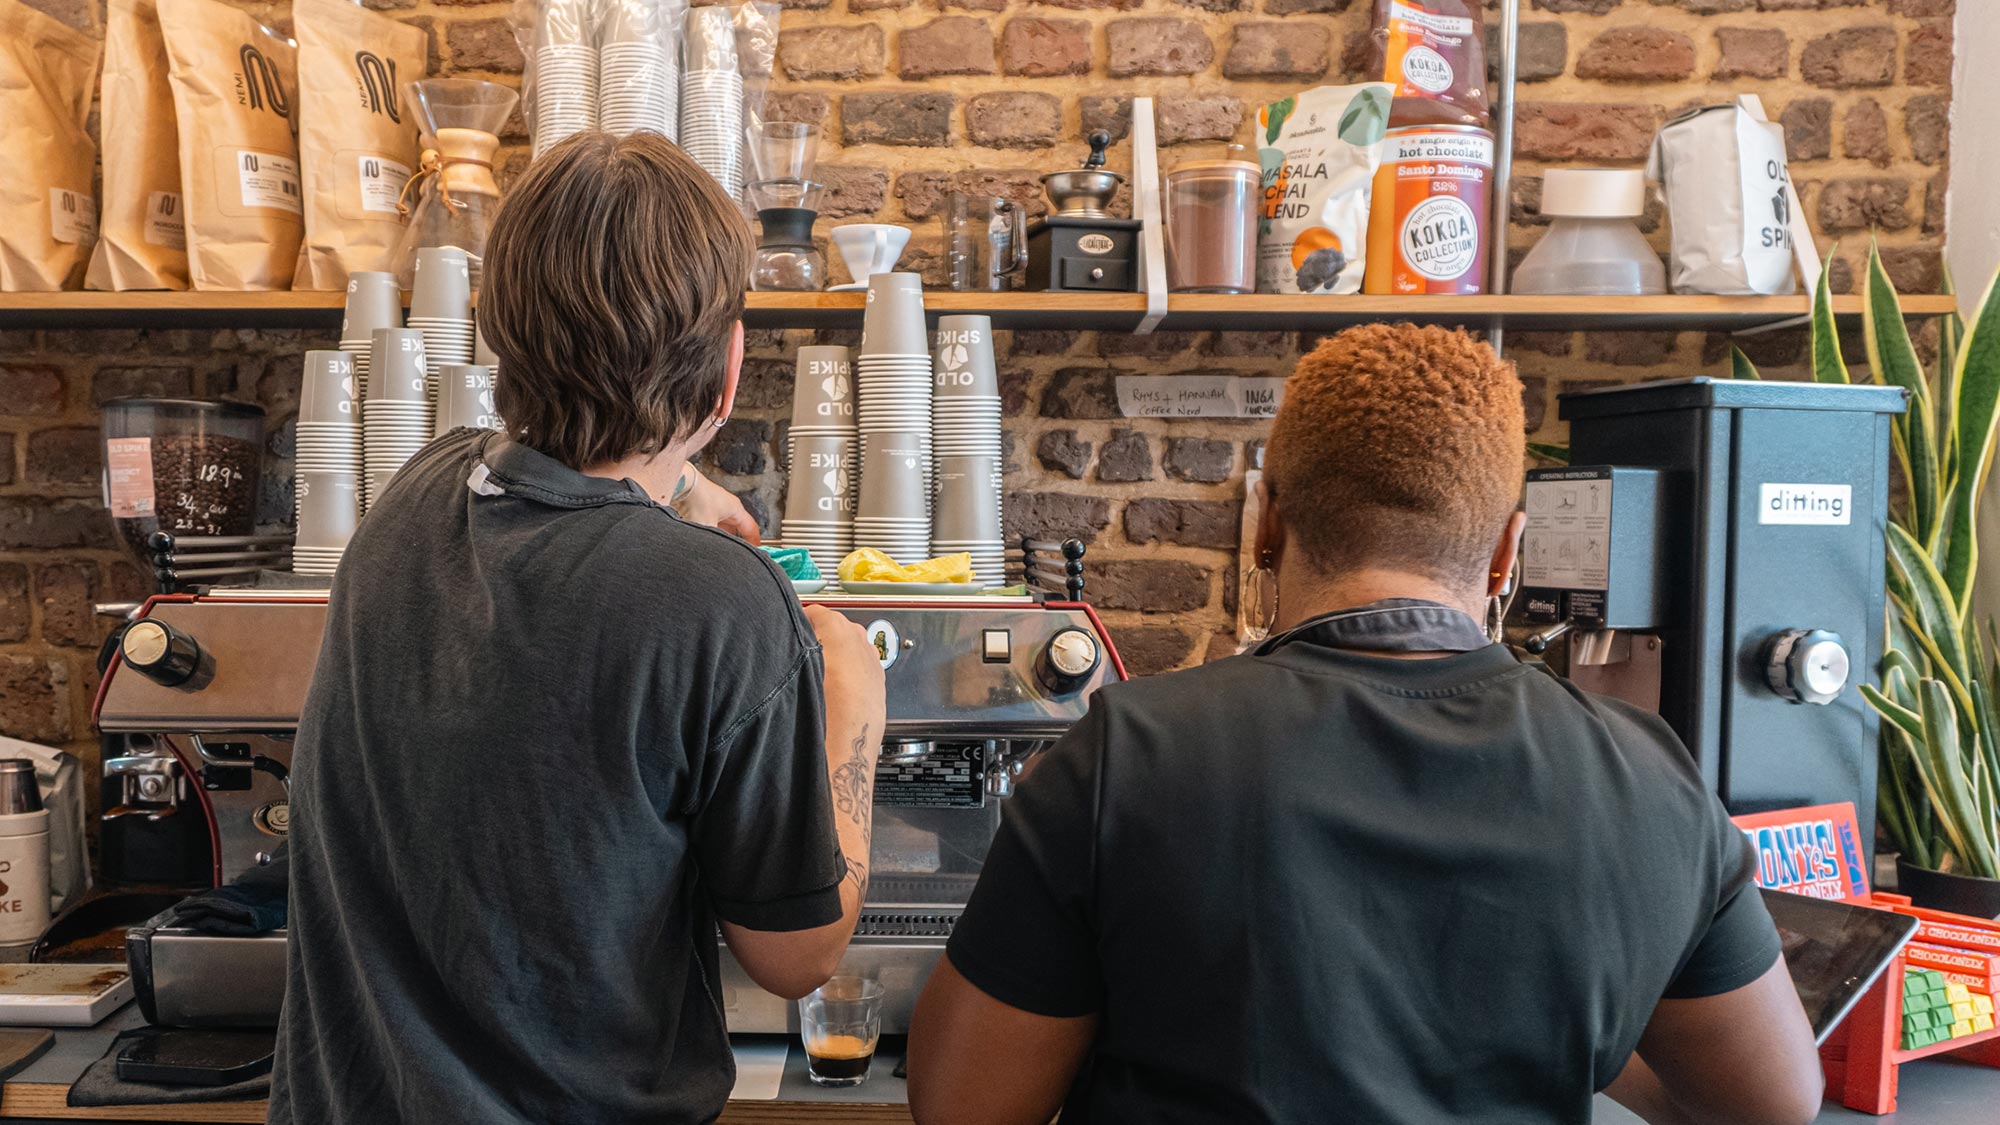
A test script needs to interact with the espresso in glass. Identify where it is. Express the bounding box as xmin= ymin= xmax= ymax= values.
xmin=799 ymin=977 xmax=884 ymax=1088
